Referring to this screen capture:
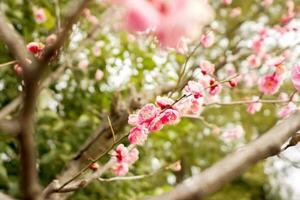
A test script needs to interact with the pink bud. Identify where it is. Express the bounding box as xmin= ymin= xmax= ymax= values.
xmin=34 ymin=8 xmax=47 ymax=23
xmin=200 ymin=32 xmax=214 ymax=48
xmin=26 ymin=42 xmax=45 ymax=54
xmin=277 ymin=102 xmax=297 ymax=118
